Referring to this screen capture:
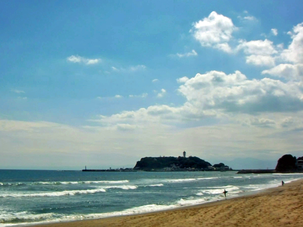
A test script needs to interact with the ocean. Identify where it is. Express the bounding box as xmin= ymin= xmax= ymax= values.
xmin=0 ymin=170 xmax=302 ymax=226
